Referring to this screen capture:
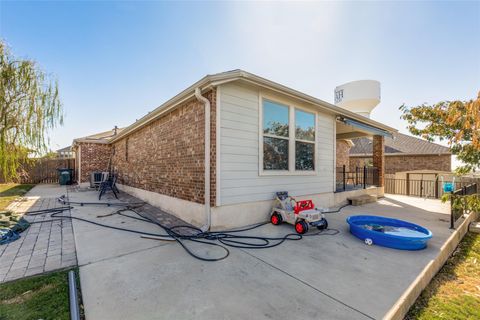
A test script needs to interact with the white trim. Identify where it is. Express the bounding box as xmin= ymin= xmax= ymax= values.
xmin=258 ymin=90 xmax=263 ymax=176
xmin=216 ymin=86 xmax=221 ymax=207
xmin=333 ymin=117 xmax=337 ymax=192
xmin=78 ymin=145 xmax=82 ymax=183
xmin=293 ymin=107 xmax=317 ymax=172
xmin=194 ymin=88 xmax=211 ymax=231
xmin=108 ymin=70 xmax=395 ymax=144
xmin=263 ymin=133 xmax=289 ymax=140
xmin=258 ymin=93 xmax=318 ymax=176
xmin=288 ymin=103 xmax=295 ymax=173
